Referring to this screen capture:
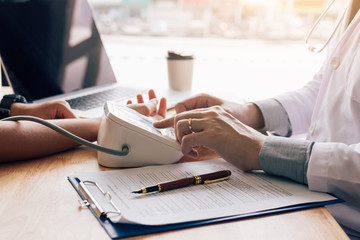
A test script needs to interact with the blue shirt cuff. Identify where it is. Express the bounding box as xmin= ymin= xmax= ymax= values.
xmin=253 ymin=99 xmax=292 ymax=137
xmin=259 ymin=136 xmax=314 ymax=184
